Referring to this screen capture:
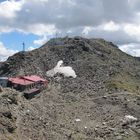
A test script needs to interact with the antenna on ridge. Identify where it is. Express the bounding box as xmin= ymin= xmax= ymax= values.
xmin=55 ymin=33 xmax=58 ymax=38
xmin=22 ymin=42 xmax=25 ymax=52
